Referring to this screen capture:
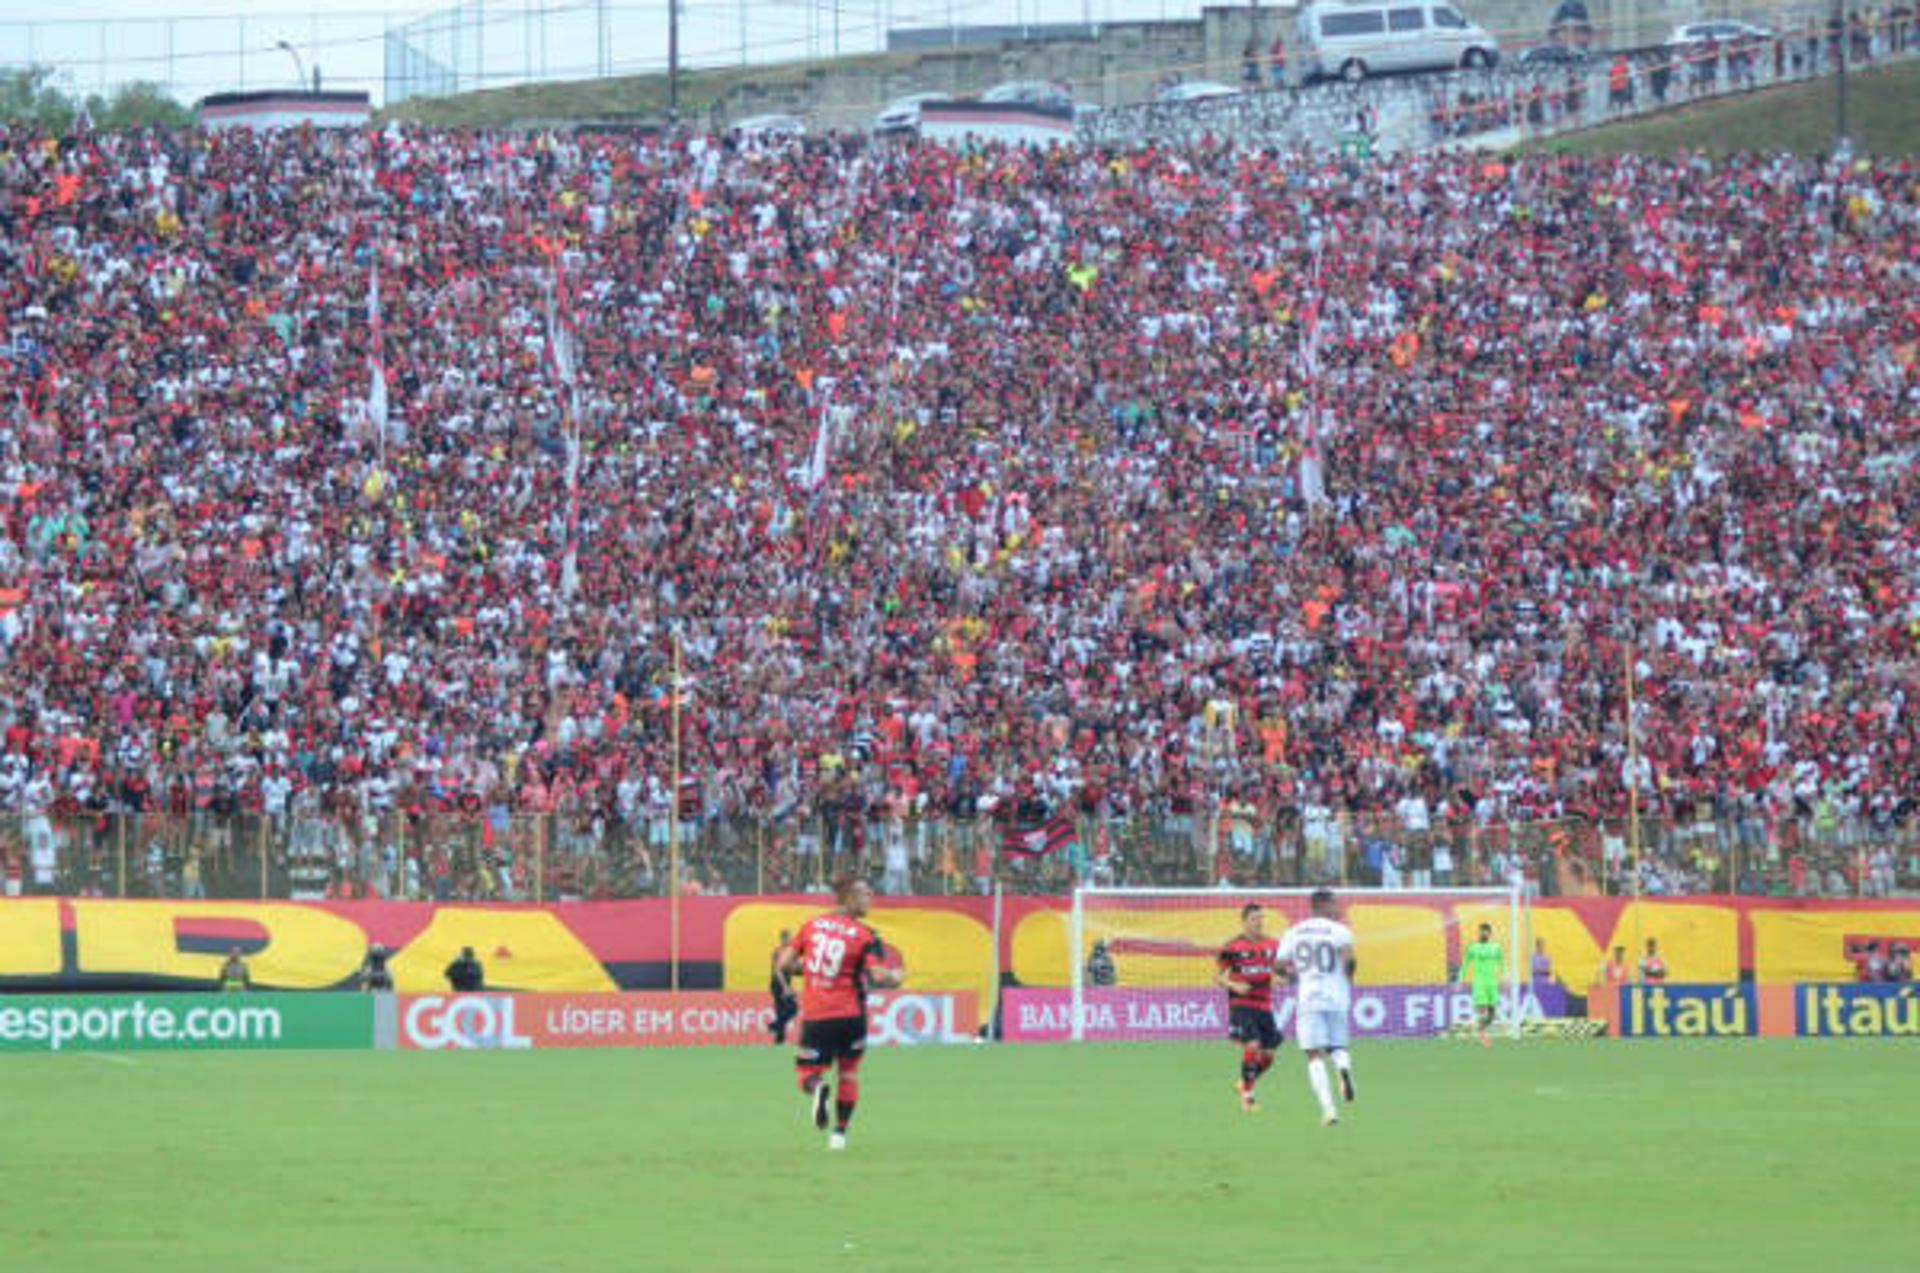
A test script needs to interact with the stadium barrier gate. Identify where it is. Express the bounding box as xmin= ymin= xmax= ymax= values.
xmin=4 ymin=808 xmax=1913 ymax=902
